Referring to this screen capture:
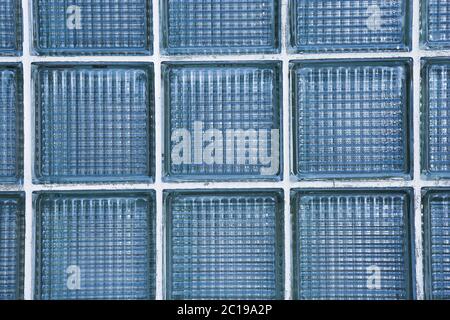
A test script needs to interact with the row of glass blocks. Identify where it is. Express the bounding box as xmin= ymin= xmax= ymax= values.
xmin=1 ymin=0 xmax=450 ymax=55
xmin=0 ymin=188 xmax=449 ymax=300
xmin=4 ymin=58 xmax=450 ymax=183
